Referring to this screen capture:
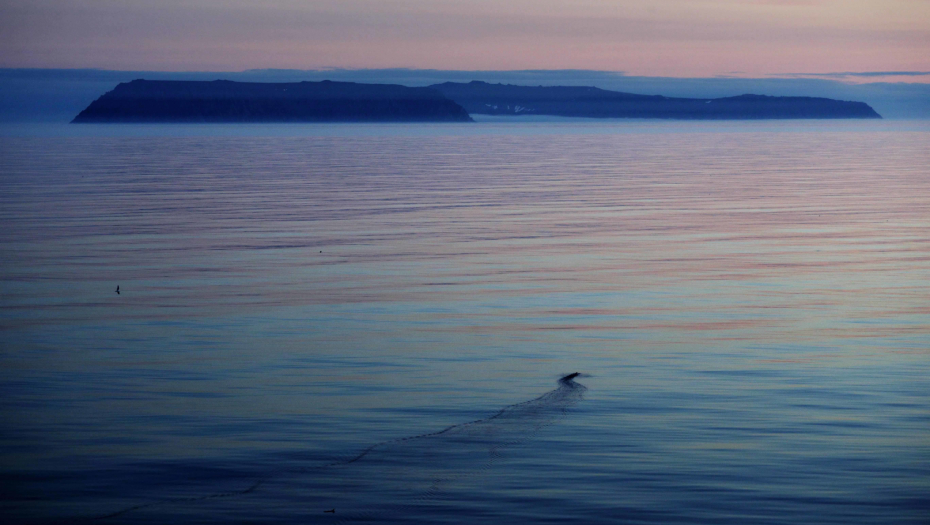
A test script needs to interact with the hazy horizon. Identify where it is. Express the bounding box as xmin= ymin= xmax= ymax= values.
xmin=2 ymin=66 xmax=929 ymax=123
xmin=4 ymin=1 xmax=927 ymax=122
